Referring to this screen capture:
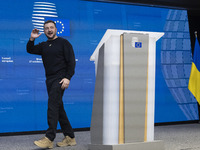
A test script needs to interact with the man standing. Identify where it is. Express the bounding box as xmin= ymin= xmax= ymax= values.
xmin=26 ymin=20 xmax=76 ymax=149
